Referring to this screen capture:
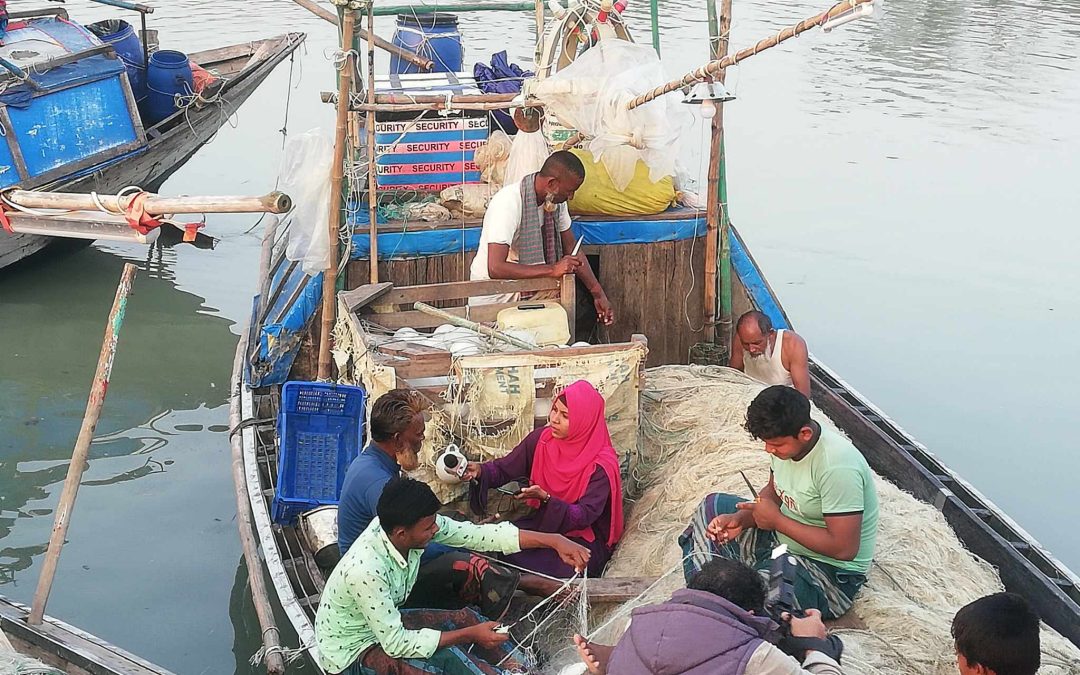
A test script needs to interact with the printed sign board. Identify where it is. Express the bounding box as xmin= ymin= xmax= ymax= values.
xmin=374 ymin=115 xmax=489 ymax=191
